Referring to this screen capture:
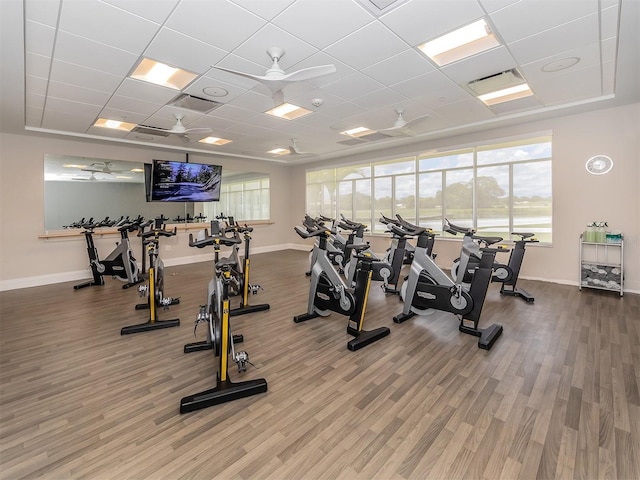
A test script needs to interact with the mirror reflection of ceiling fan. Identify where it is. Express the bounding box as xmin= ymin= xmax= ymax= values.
xmin=81 ymin=161 xmax=124 ymax=174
